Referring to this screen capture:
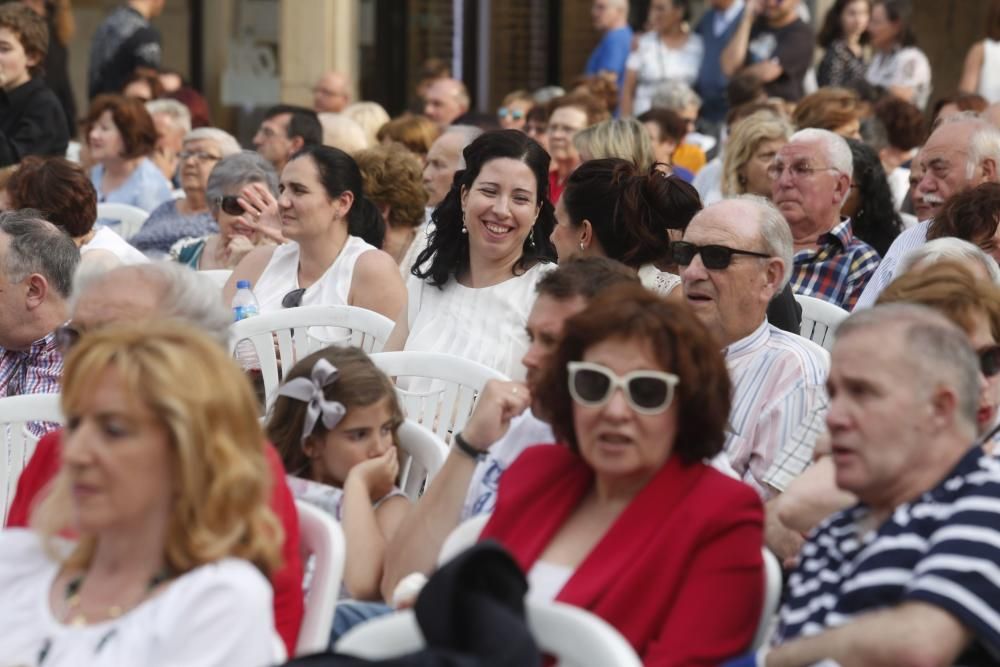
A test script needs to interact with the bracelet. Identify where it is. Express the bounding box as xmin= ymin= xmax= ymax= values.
xmin=453 ymin=432 xmax=486 ymax=461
